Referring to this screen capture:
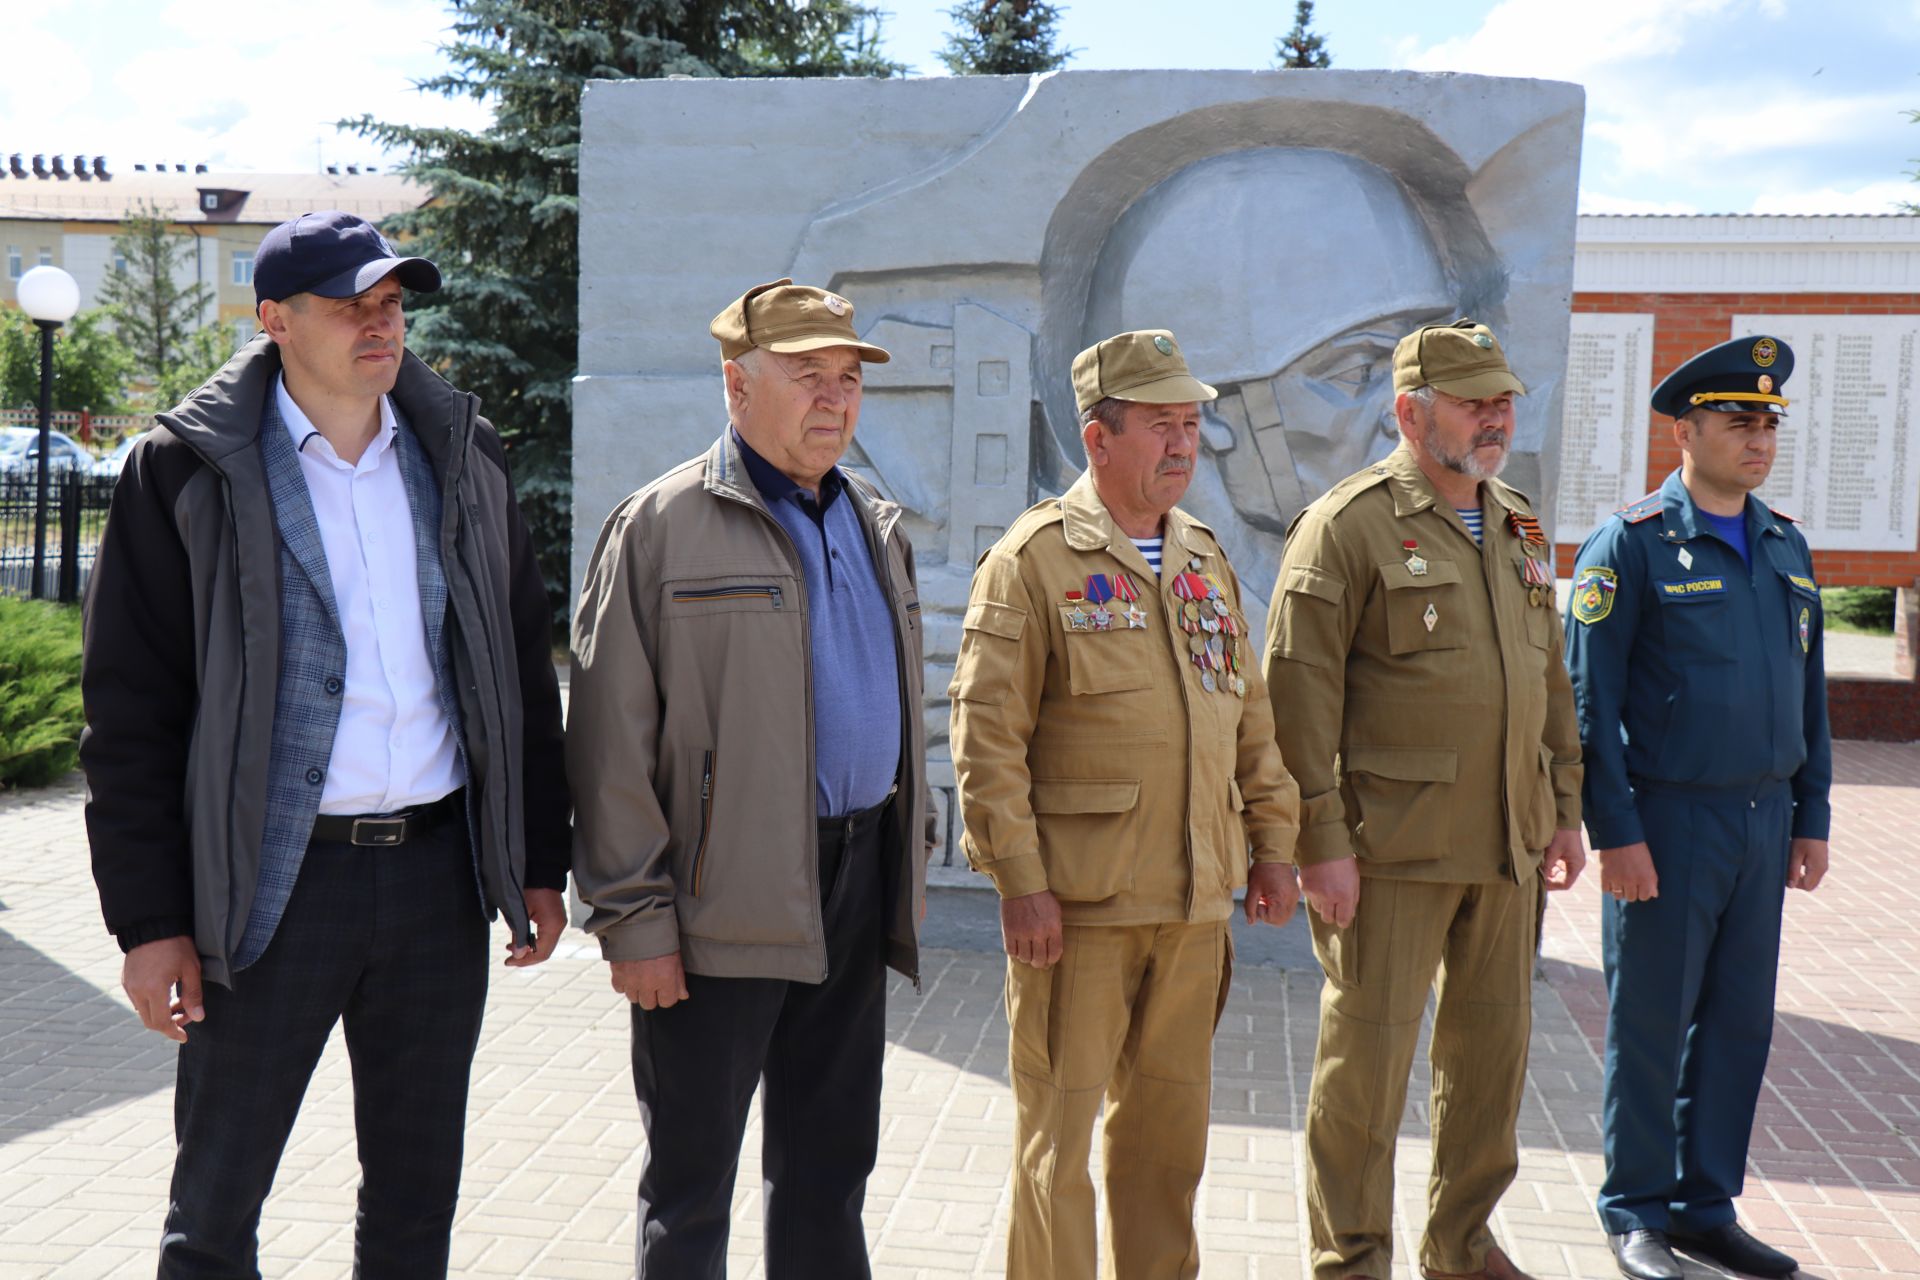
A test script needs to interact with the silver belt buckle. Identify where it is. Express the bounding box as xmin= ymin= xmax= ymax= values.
xmin=350 ymin=816 xmax=407 ymax=846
